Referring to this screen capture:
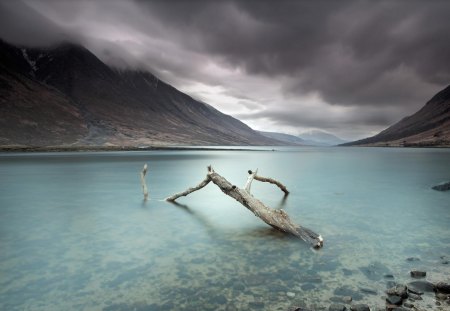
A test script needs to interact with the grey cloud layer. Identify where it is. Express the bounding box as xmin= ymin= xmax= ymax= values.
xmin=1 ymin=0 xmax=449 ymax=138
